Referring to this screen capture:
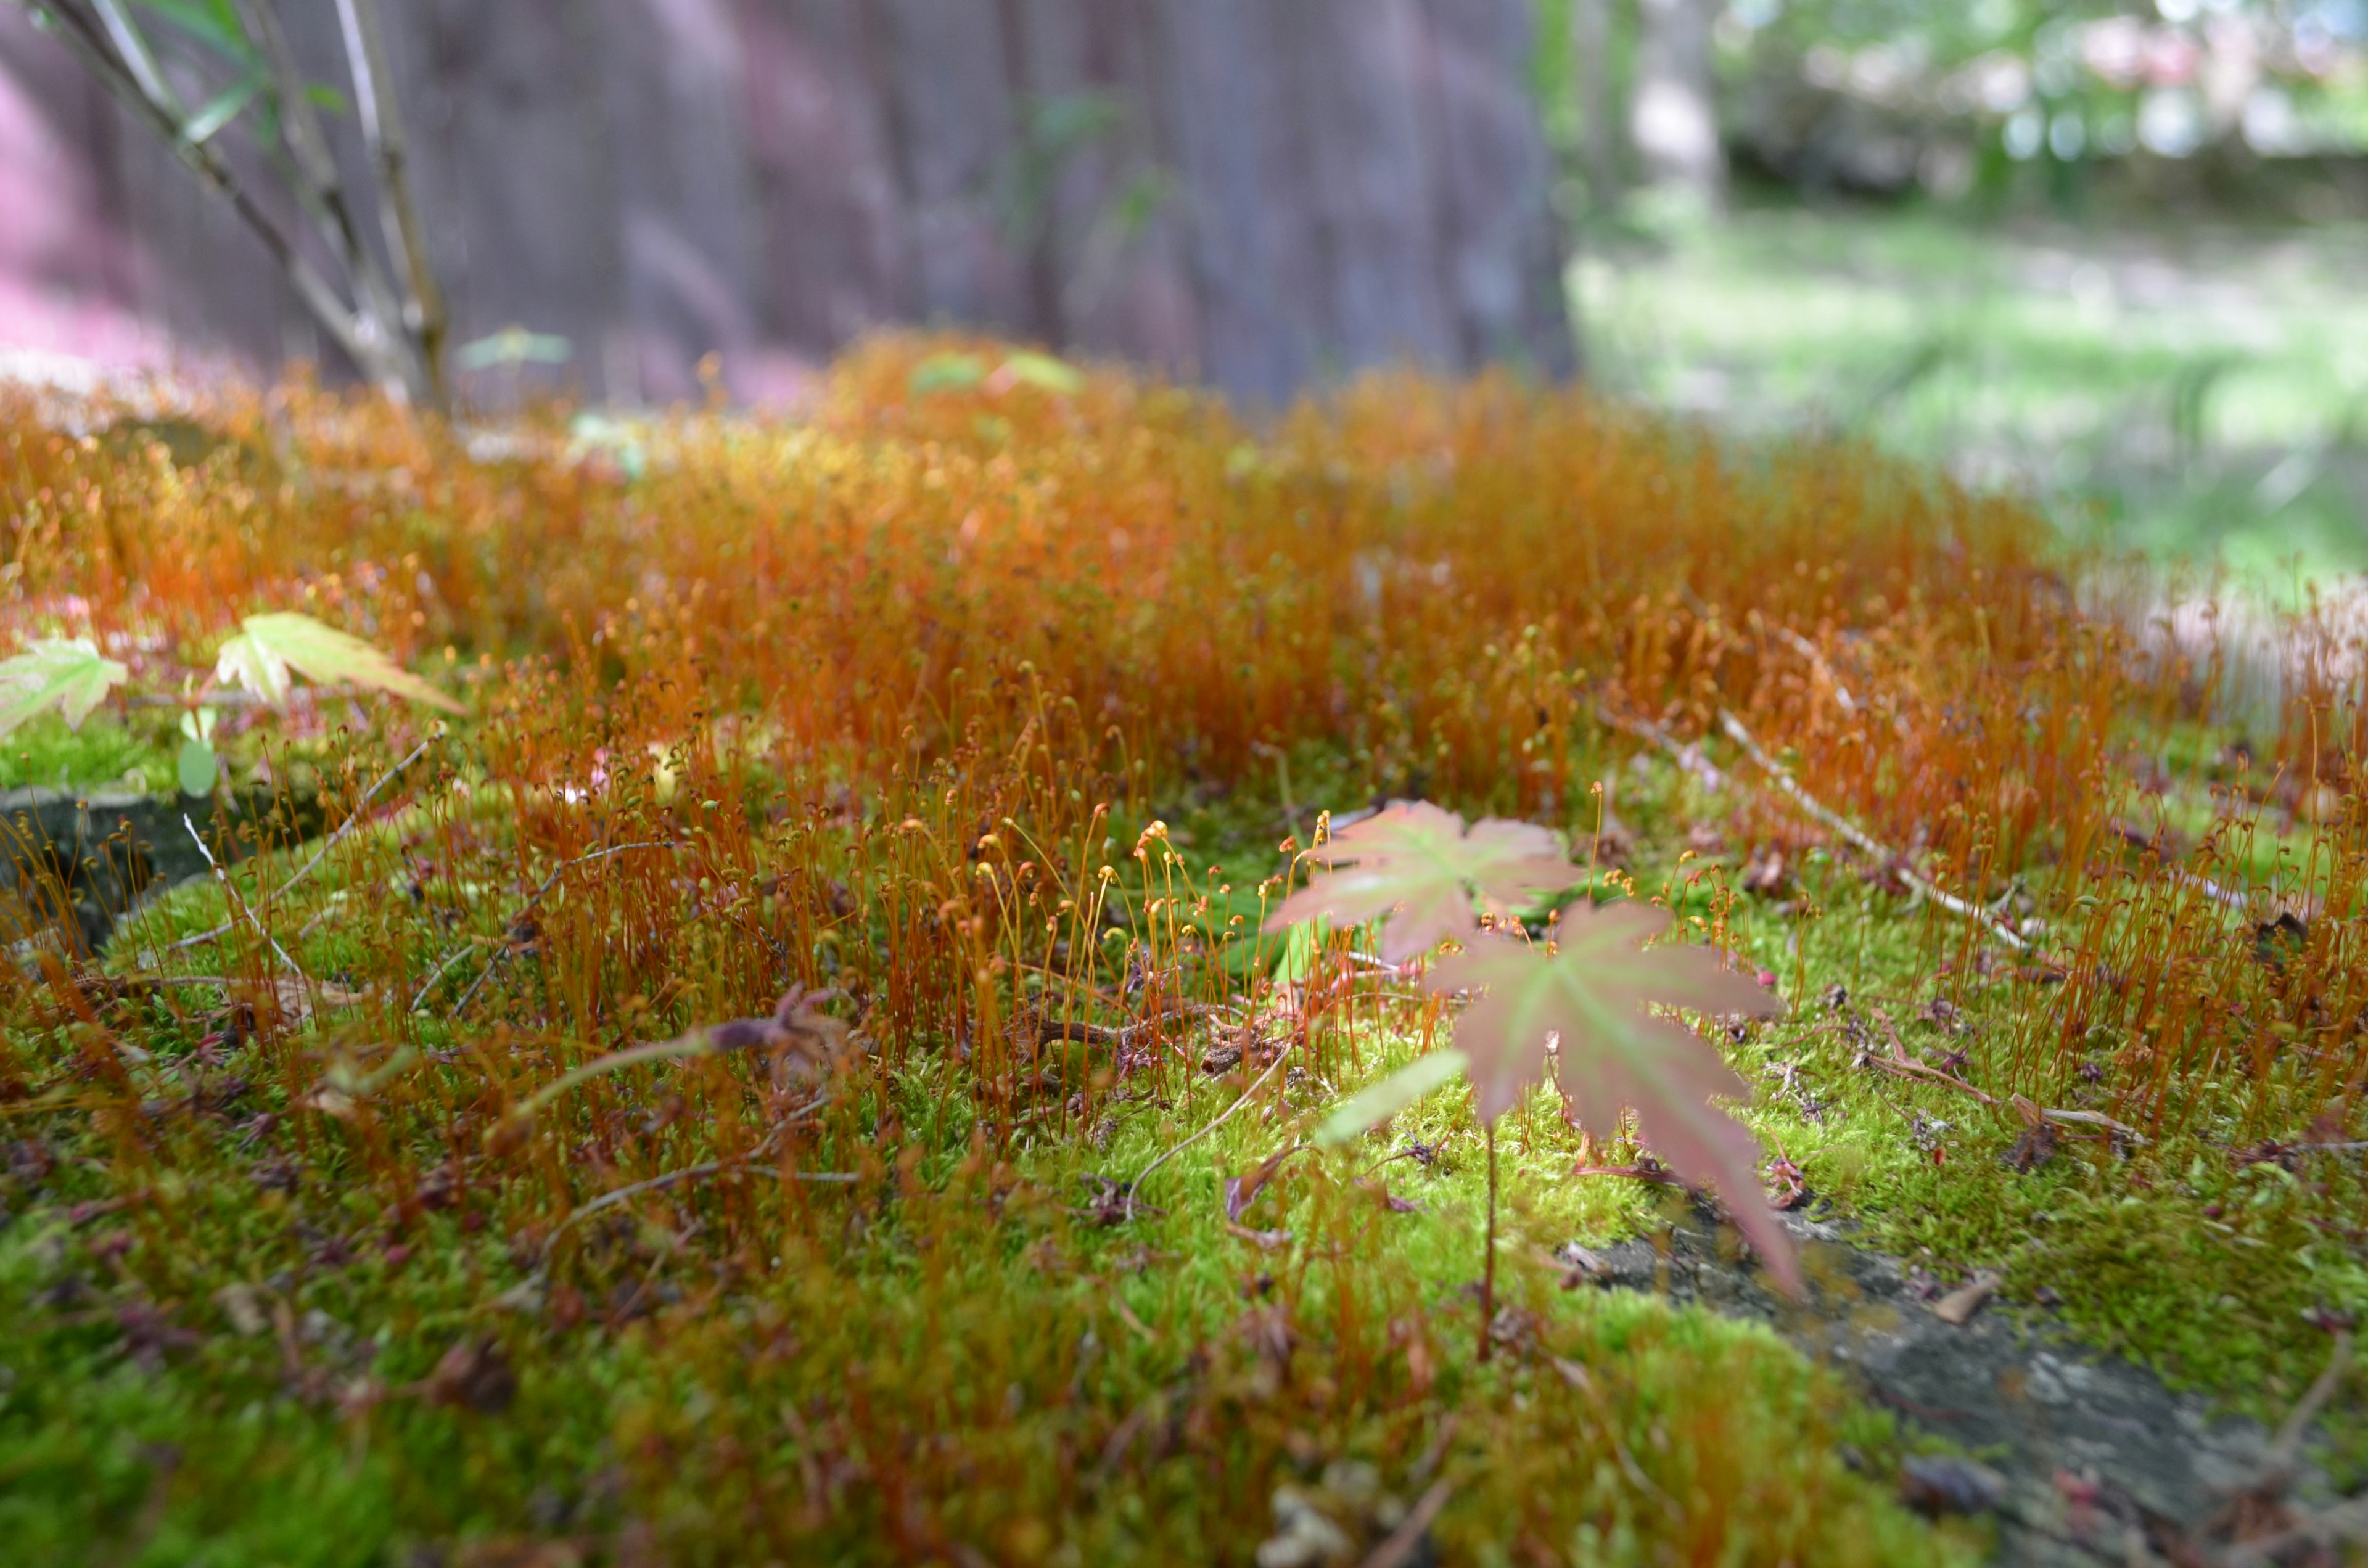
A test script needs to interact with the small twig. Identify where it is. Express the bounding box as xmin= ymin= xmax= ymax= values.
xmin=1570 ymin=1162 xmax=1684 ymax=1184
xmin=1026 ymin=995 xmax=1236 ymax=1051
xmin=1868 ymin=1007 xmax=1999 ymax=1106
xmin=2038 ymin=1107 xmax=2146 ymax=1144
xmin=445 ymin=840 xmax=676 ymax=1020
xmin=2218 ymin=1496 xmax=2368 ymax=1568
xmin=1597 ymin=707 xmax=1730 ymax=790
xmin=2173 ymin=868 xmax=2252 ymax=912
xmin=1768 ymin=624 xmax=1857 ymax=715
xmin=1026 ymin=1015 xmax=1129 ymax=1049
xmin=335 ymin=0 xmax=448 ymax=408
xmin=1125 ymin=1019 xmax=1291 ymax=1217
xmin=2269 ymin=1329 xmax=2353 ymax=1480
xmin=182 ymin=815 xmax=303 ymax=977
xmin=266 ymin=733 xmax=439 ymax=904
xmin=1356 ymin=1479 xmax=1455 ymax=1568
xmin=540 ymin=1114 xmax=844 ymax=1257
xmin=2217 ymin=1349 xmax=2366 ymax=1568
xmin=1714 ymin=709 xmax=2050 ymax=961
xmin=167 ymin=733 xmax=438 ymax=954
xmin=502 ymin=1030 xmax=829 ymax=1139
xmin=407 ymin=937 xmax=486 ymax=1013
